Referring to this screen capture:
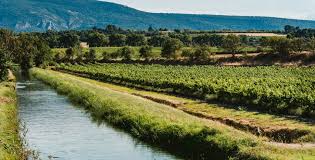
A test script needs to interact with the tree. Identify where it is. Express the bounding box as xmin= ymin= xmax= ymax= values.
xmin=161 ymin=38 xmax=183 ymax=59
xmin=59 ymin=32 xmax=80 ymax=48
xmin=102 ymin=51 xmax=111 ymax=61
xmin=240 ymin=35 xmax=249 ymax=45
xmin=105 ymin=25 xmax=123 ymax=34
xmin=126 ymin=34 xmax=146 ymax=46
xmin=192 ymin=34 xmax=224 ymax=47
xmin=16 ymin=34 xmax=37 ymax=70
xmin=139 ymin=45 xmax=154 ymax=60
xmin=265 ymin=37 xmax=292 ymax=56
xmin=54 ymin=52 xmax=63 ymax=62
xmin=0 ymin=49 xmax=9 ymax=81
xmin=85 ymin=49 xmax=97 ymax=62
xmin=118 ymin=46 xmax=134 ymax=60
xmin=284 ymin=25 xmax=297 ymax=34
xmin=33 ymin=38 xmax=52 ymax=67
xmin=181 ymin=48 xmax=194 ymax=60
xmin=148 ymin=35 xmax=169 ymax=47
xmin=169 ymin=33 xmax=192 ymax=46
xmin=307 ymin=38 xmax=315 ymax=54
xmin=148 ymin=26 xmax=155 ymax=32
xmin=87 ymin=32 xmax=109 ymax=47
xmin=65 ymin=47 xmax=78 ymax=61
xmin=43 ymin=30 xmax=60 ymax=48
xmin=109 ymin=34 xmax=126 ymax=46
xmin=291 ymin=38 xmax=305 ymax=53
xmin=193 ymin=46 xmax=212 ymax=61
xmin=222 ymin=34 xmax=241 ymax=57
xmin=0 ymin=29 xmax=18 ymax=60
